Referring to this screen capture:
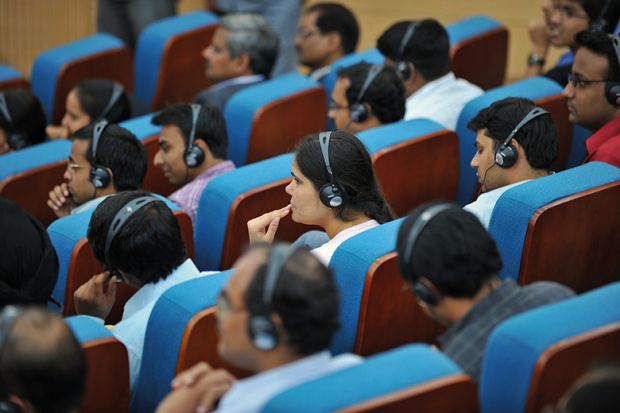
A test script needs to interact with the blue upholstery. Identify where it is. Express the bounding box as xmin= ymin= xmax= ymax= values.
xmin=357 ymin=118 xmax=446 ymax=154
xmin=0 ymin=65 xmax=22 ymax=82
xmin=223 ymin=72 xmax=322 ymax=166
xmin=480 ymin=281 xmax=620 ymax=413
xmin=194 ymin=153 xmax=292 ymax=271
xmin=566 ymin=124 xmax=591 ymax=168
xmin=66 ymin=315 xmax=115 ymax=342
xmin=131 ymin=270 xmax=231 ymax=413
xmin=0 ymin=139 xmax=71 ymax=182
xmin=328 ymin=218 xmax=403 ymax=355
xmin=488 ymin=162 xmax=620 ymax=280
xmin=446 ymin=15 xmax=502 ymax=45
xmin=261 ymin=344 xmax=463 ymax=413
xmin=119 ymin=112 xmax=160 ymax=140
xmin=319 ymin=48 xmax=384 ymax=99
xmin=455 ymin=76 xmax=563 ymax=205
xmin=134 ymin=11 xmax=219 ymax=107
xmin=31 ymin=33 xmax=126 ymax=122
